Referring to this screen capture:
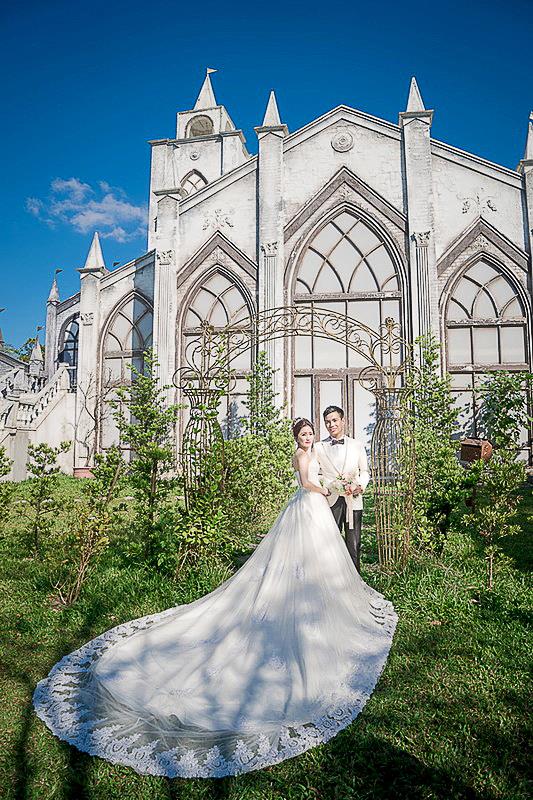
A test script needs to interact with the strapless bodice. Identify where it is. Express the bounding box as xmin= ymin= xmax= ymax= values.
xmin=295 ymin=456 xmax=321 ymax=489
